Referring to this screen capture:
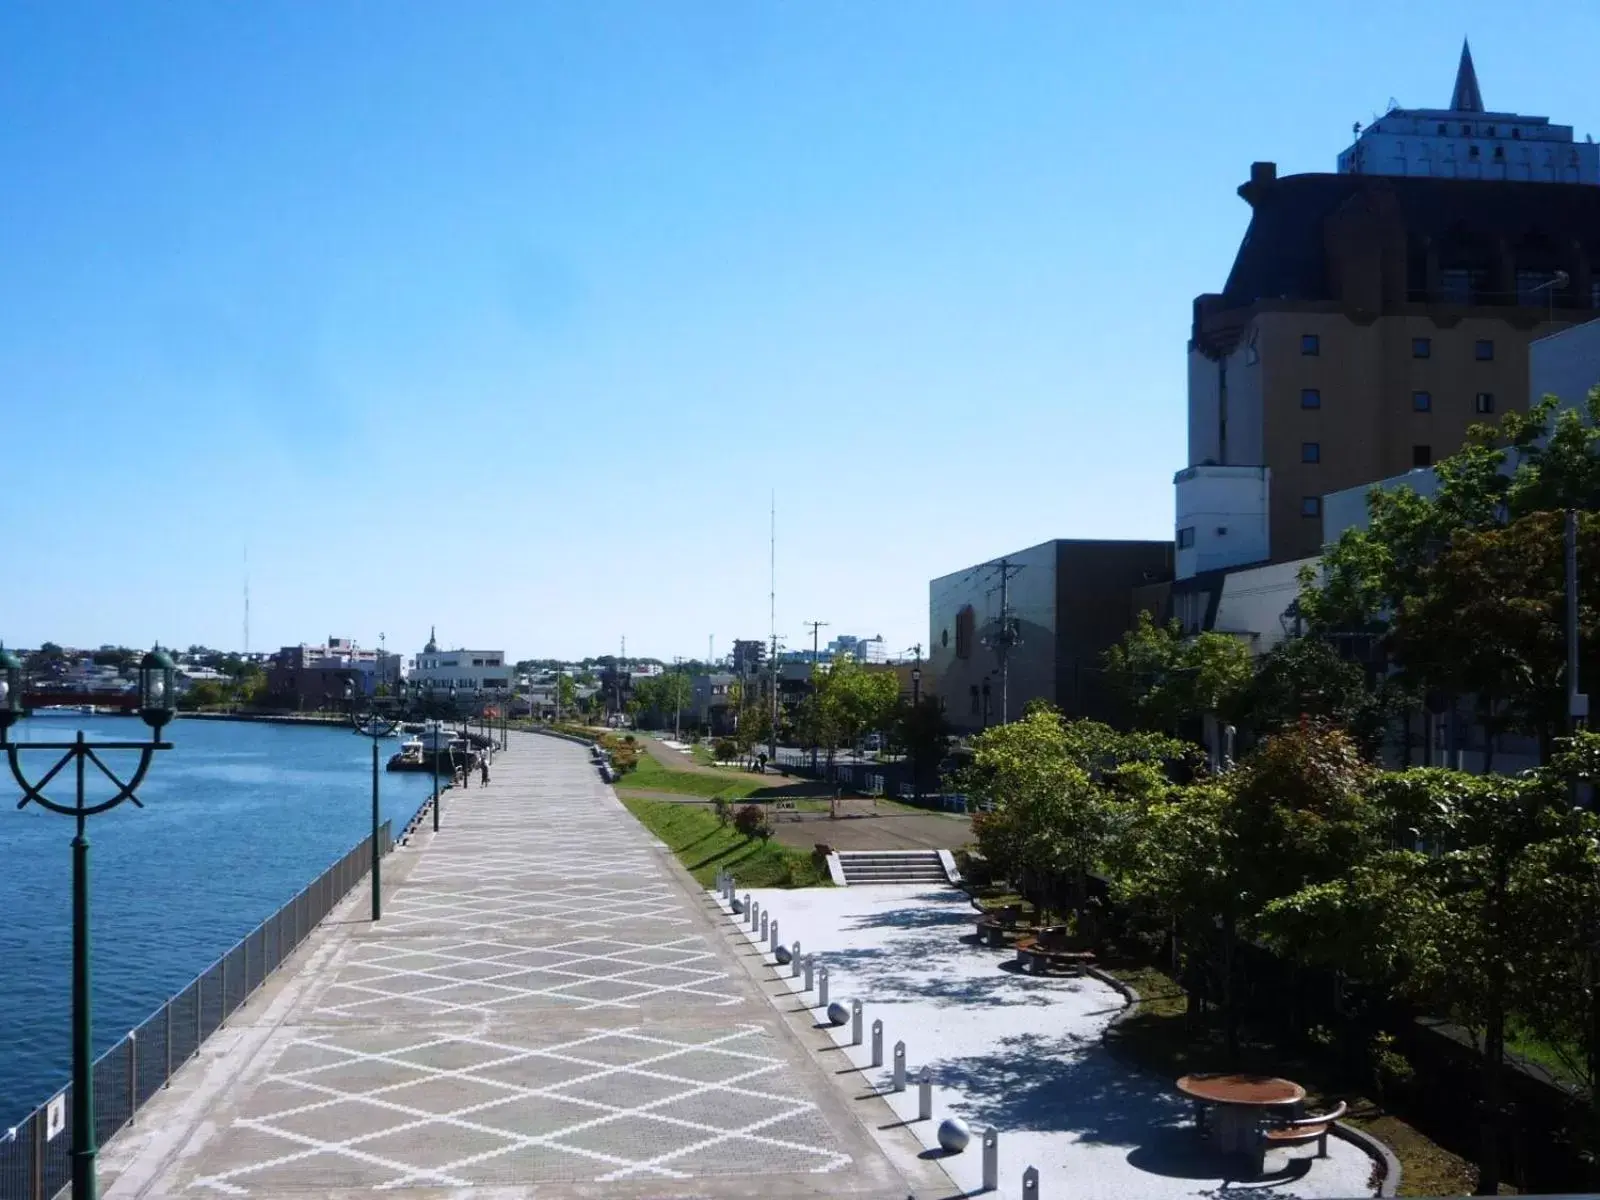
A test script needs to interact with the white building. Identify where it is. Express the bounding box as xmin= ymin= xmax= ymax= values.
xmin=1336 ymin=41 xmax=1599 ymax=186
xmin=1173 ymin=465 xmax=1270 ymax=581
xmin=409 ymin=627 xmax=513 ymax=695
xmin=828 ymin=635 xmax=889 ymax=664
